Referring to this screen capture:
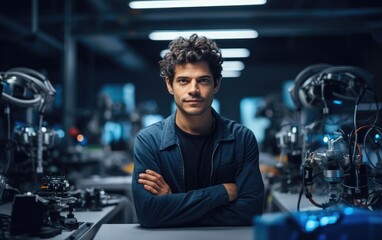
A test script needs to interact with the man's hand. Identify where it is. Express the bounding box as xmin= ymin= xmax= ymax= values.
xmin=138 ymin=169 xmax=172 ymax=195
xmin=223 ymin=183 xmax=238 ymax=202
